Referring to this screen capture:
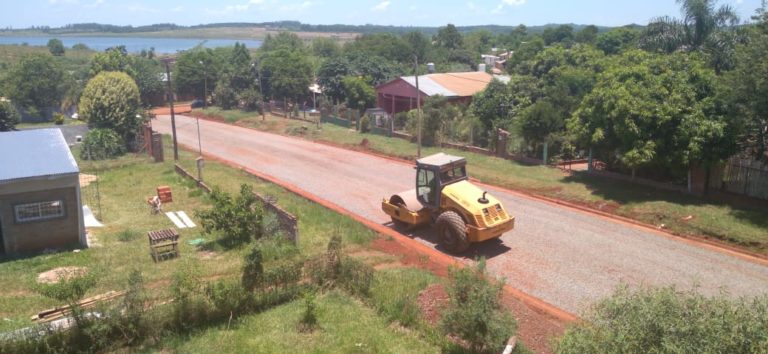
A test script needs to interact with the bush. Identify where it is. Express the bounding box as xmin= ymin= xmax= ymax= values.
xmin=555 ymin=285 xmax=768 ymax=354
xmin=298 ymin=290 xmax=319 ymax=332
xmin=360 ymin=114 xmax=371 ymax=133
xmin=441 ymin=259 xmax=516 ymax=354
xmin=213 ymin=78 xmax=238 ymax=110
xmin=242 ymin=246 xmax=264 ymax=292
xmin=0 ymin=99 xmax=21 ymax=131
xmin=80 ymin=128 xmax=126 ymax=160
xmin=53 ymin=112 xmax=65 ymax=125
xmin=205 ymin=279 xmax=251 ymax=316
xmin=371 ymin=269 xmax=436 ymax=327
xmin=239 ymin=88 xmax=263 ymax=112
xmin=195 ymin=184 xmax=264 ymax=247
xmin=307 ymin=236 xmax=373 ymax=297
xmin=79 ymin=71 xmax=141 ymax=147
